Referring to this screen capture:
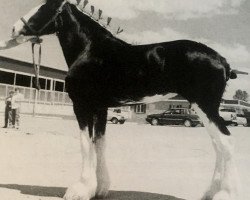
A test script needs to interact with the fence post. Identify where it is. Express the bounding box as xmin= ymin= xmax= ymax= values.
xmin=33 ymin=89 xmax=38 ymax=116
